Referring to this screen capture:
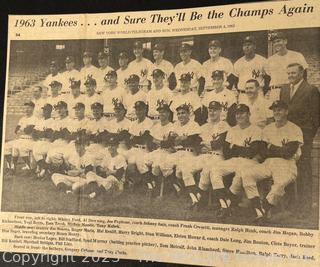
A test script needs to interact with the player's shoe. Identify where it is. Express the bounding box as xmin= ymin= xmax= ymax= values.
xmin=215 ymin=207 xmax=231 ymax=219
